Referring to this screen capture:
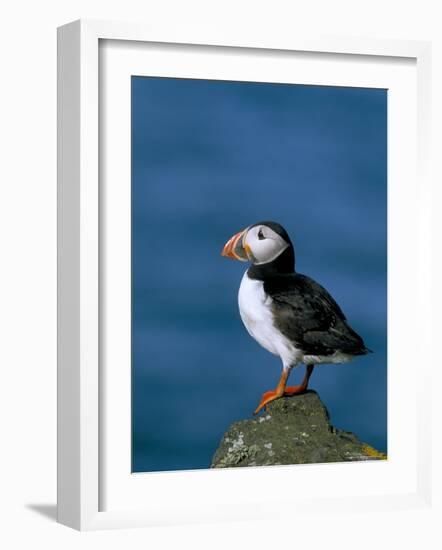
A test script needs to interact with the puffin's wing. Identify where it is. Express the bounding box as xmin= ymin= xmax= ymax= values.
xmin=264 ymin=273 xmax=368 ymax=356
